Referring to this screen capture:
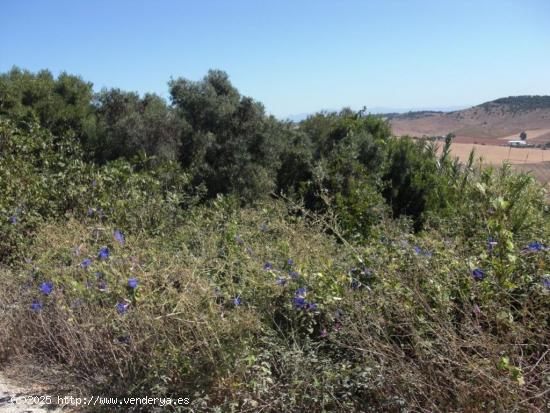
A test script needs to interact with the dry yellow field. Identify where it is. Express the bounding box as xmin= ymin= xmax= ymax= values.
xmin=436 ymin=142 xmax=550 ymax=190
xmin=445 ymin=143 xmax=549 ymax=165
